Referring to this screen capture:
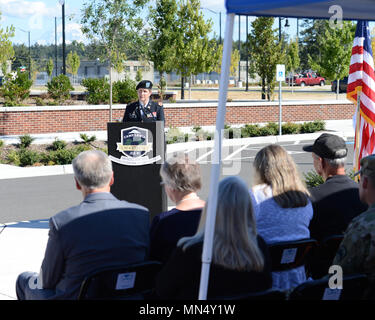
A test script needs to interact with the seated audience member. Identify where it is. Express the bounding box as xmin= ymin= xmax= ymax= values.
xmin=251 ymin=144 xmax=313 ymax=291
xmin=155 ymin=176 xmax=272 ymax=300
xmin=16 ymin=150 xmax=150 ymax=300
xmin=333 ymin=155 xmax=375 ymax=298
xmin=302 ymin=133 xmax=367 ymax=242
xmin=150 ymin=153 xmax=205 ymax=264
